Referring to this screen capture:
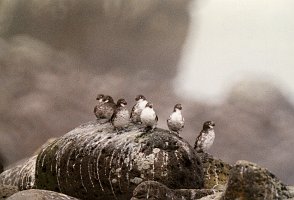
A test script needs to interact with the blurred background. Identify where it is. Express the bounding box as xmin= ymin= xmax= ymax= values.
xmin=0 ymin=0 xmax=294 ymax=183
